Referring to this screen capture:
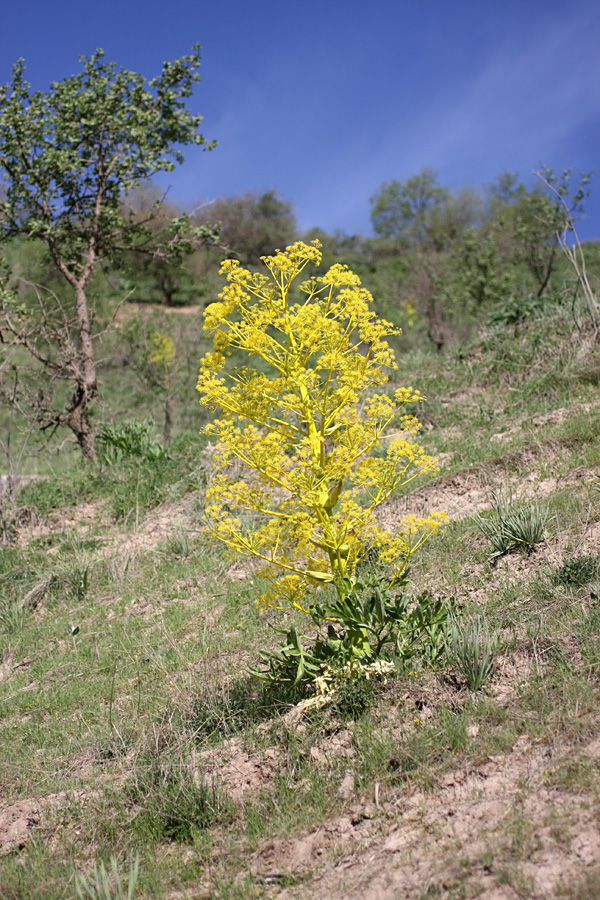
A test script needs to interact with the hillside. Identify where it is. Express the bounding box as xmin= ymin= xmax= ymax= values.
xmin=1 ymin=302 xmax=600 ymax=899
